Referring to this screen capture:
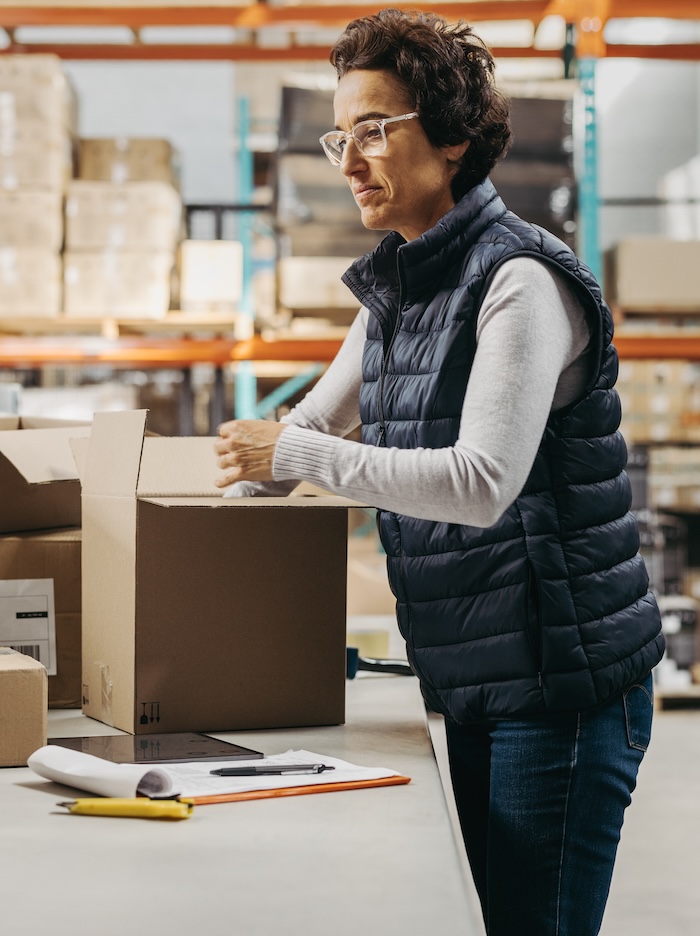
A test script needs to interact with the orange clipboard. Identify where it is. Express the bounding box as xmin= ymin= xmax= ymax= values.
xmin=189 ymin=774 xmax=411 ymax=806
